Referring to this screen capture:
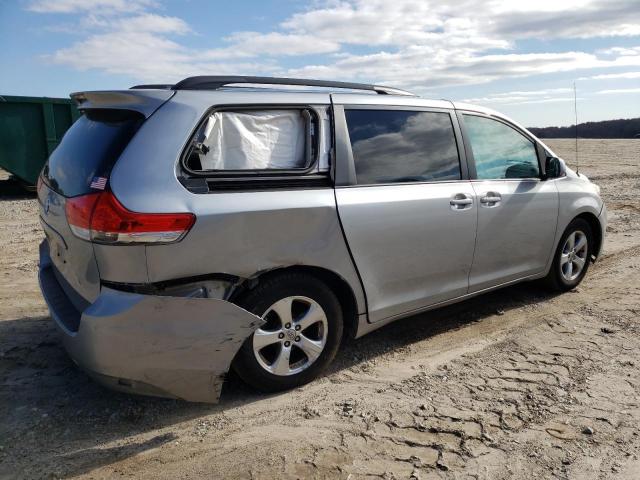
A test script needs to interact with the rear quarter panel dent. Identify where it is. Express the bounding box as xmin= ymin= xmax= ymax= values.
xmin=145 ymin=194 xmax=366 ymax=314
